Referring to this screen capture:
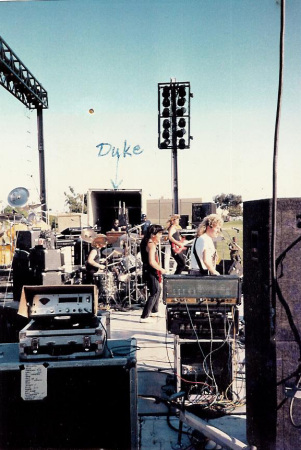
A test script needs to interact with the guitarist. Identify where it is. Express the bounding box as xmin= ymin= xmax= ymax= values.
xmin=190 ymin=214 xmax=223 ymax=276
xmin=166 ymin=214 xmax=186 ymax=274
xmin=140 ymin=225 xmax=167 ymax=323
